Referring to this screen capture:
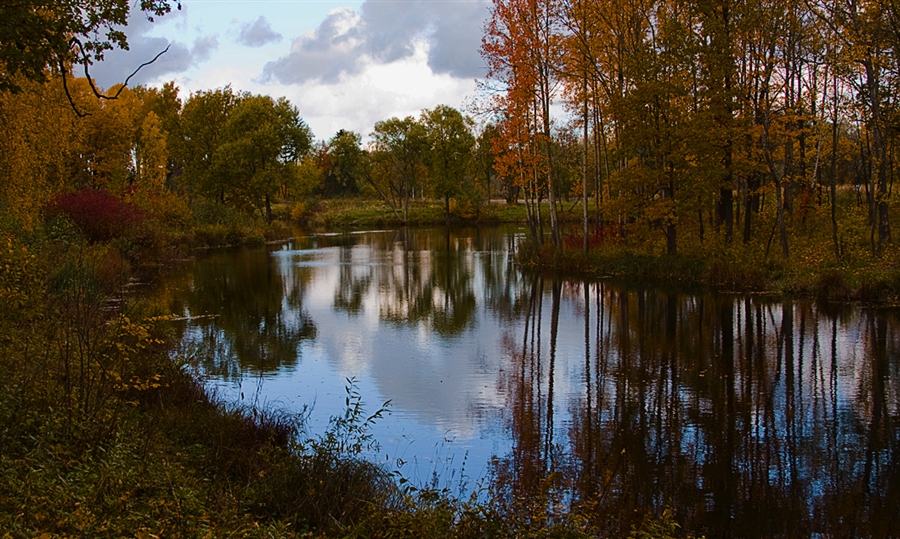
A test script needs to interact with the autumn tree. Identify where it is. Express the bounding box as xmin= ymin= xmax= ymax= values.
xmin=135 ymin=111 xmax=167 ymax=190
xmin=483 ymin=0 xmax=566 ymax=247
xmin=133 ymin=82 xmax=182 ymax=180
xmin=810 ymin=0 xmax=895 ymax=256
xmin=61 ymin=80 xmax=140 ymax=192
xmin=0 ymin=75 xmax=76 ymax=229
